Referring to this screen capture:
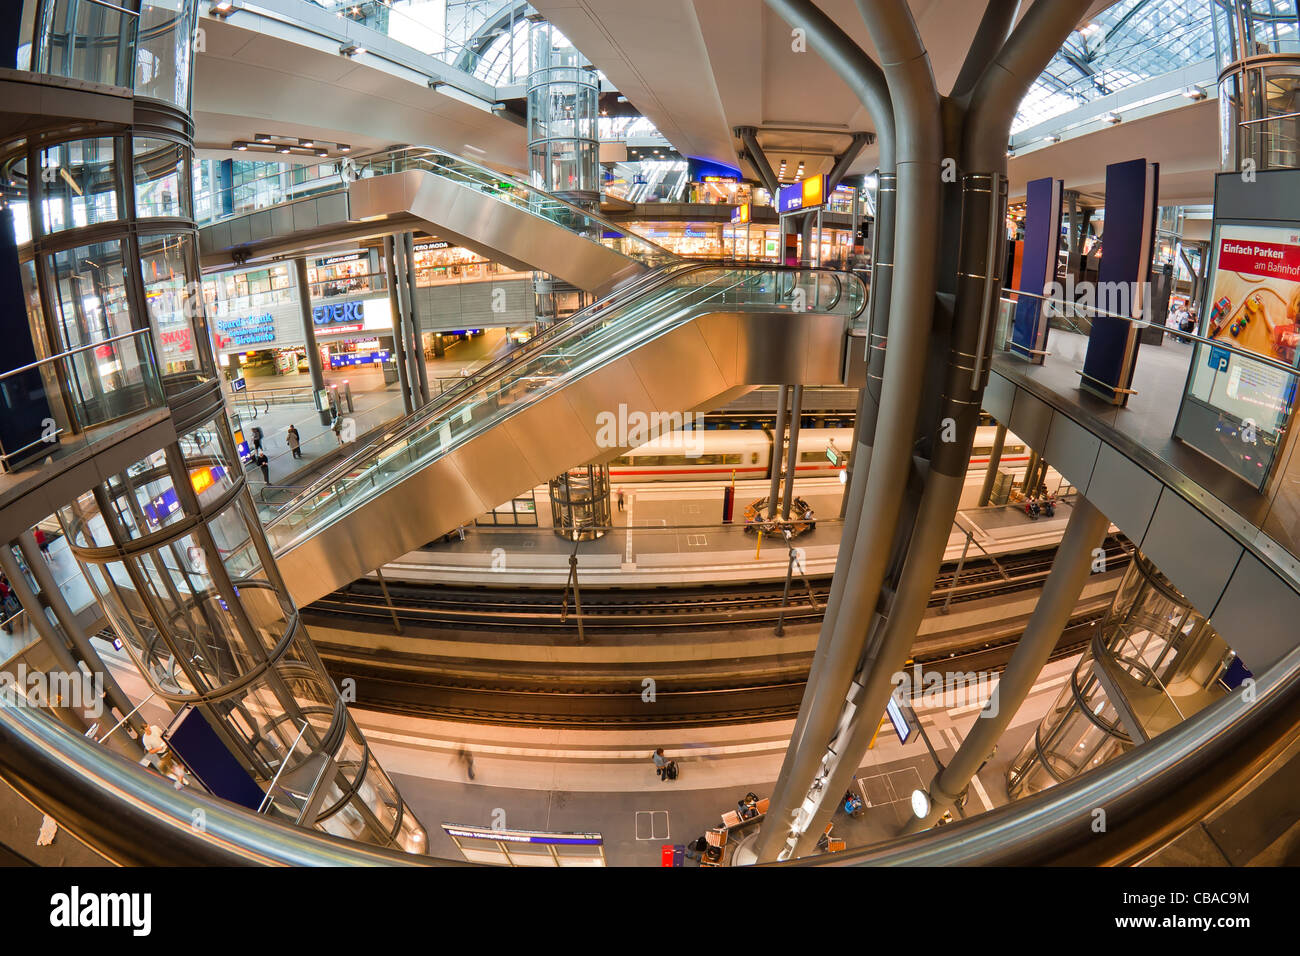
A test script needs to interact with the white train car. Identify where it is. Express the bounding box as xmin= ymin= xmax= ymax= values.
xmin=607 ymin=425 xmax=1038 ymax=505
